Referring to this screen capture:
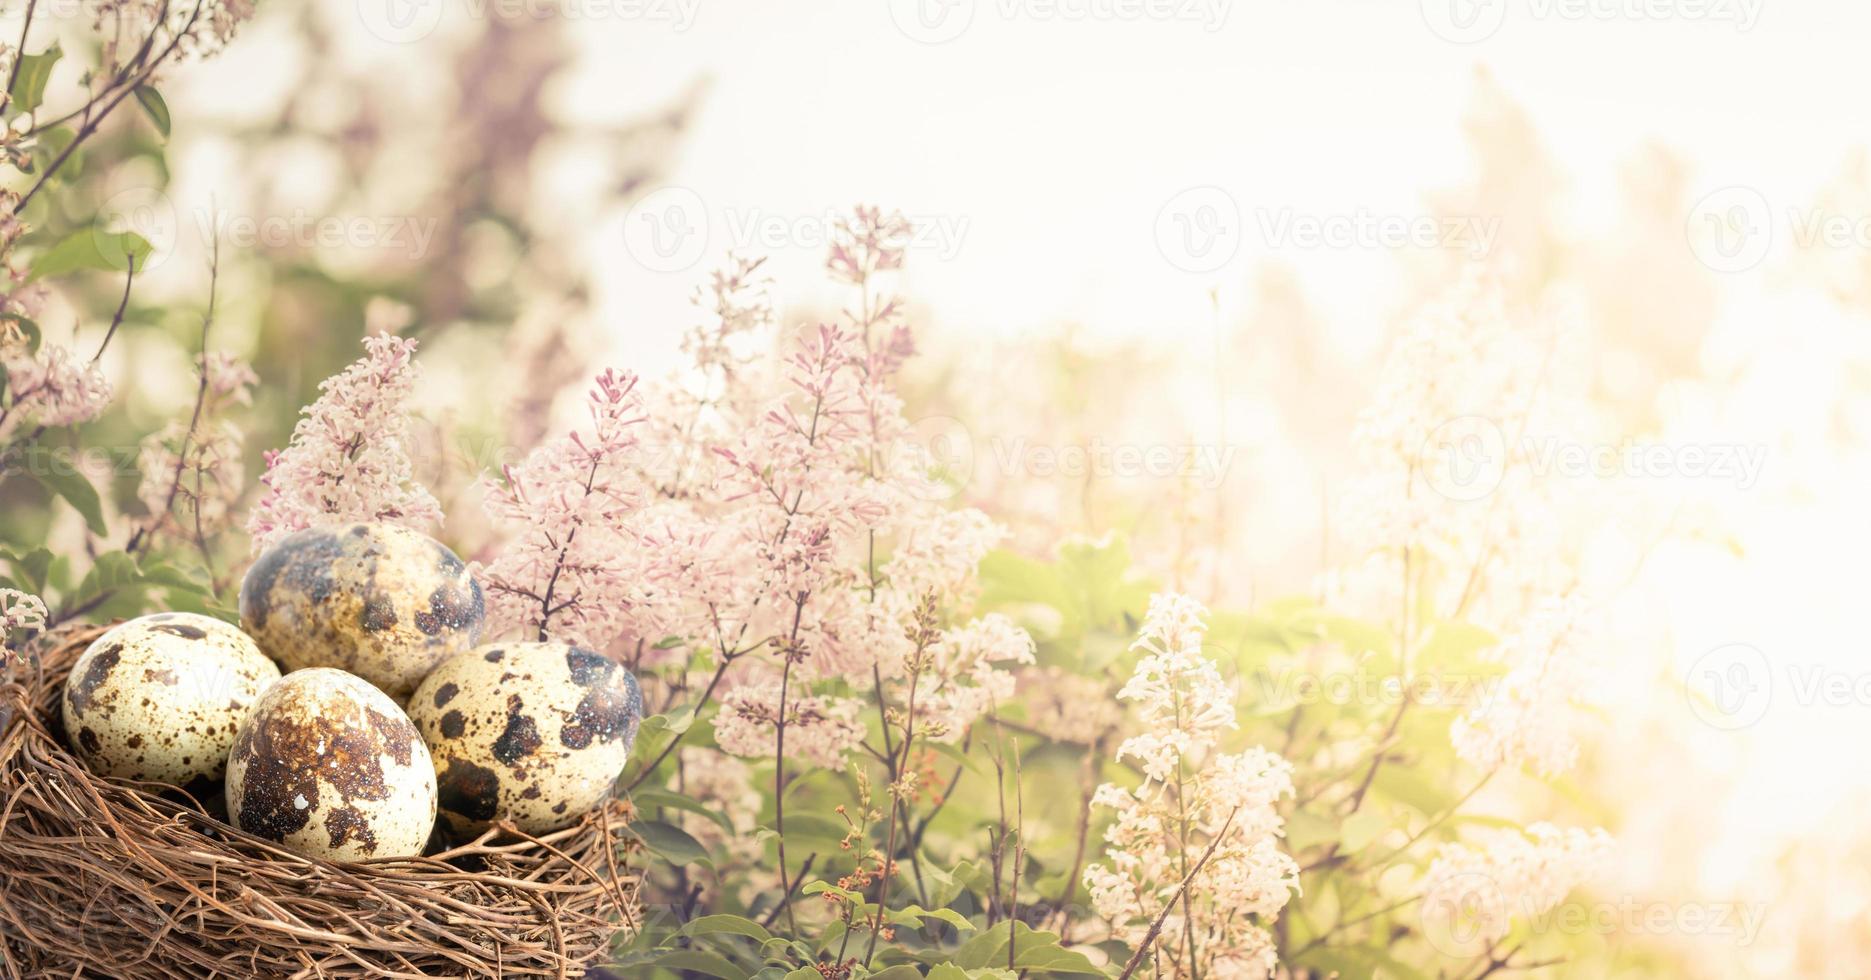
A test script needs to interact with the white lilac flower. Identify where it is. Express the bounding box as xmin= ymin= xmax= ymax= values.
xmin=1085 ymin=593 xmax=1300 ymax=980
xmin=1450 ymin=593 xmax=1598 ymax=778
xmin=1420 ymin=822 xmax=1613 ymax=947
